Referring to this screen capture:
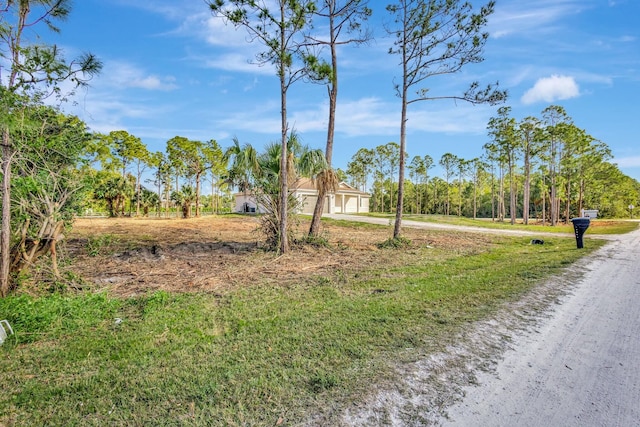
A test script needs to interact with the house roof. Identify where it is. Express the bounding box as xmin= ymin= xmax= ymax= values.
xmin=292 ymin=178 xmax=370 ymax=196
xmin=234 ymin=178 xmax=370 ymax=197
